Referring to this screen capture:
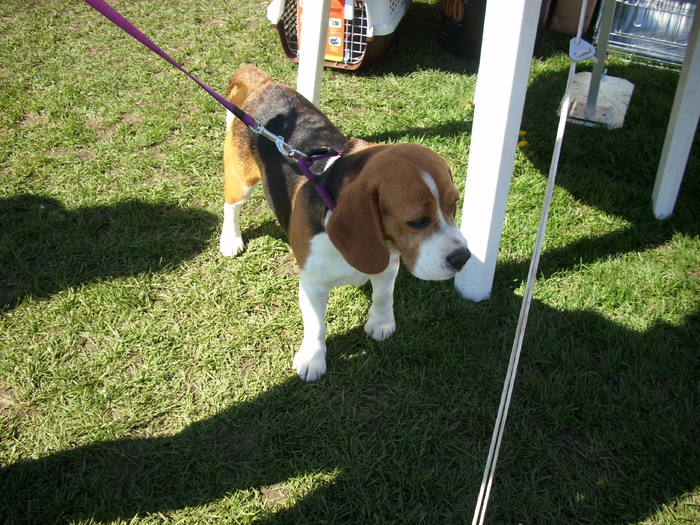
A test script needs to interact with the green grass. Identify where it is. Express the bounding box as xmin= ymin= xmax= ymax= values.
xmin=1 ymin=0 xmax=699 ymax=523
